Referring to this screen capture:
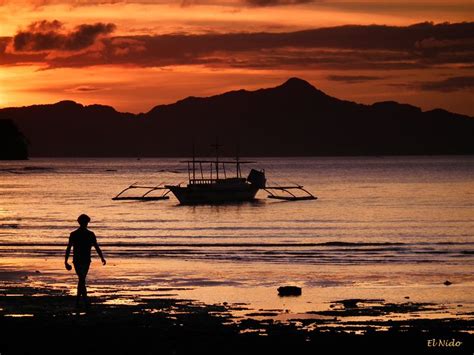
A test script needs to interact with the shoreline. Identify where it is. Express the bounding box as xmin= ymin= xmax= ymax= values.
xmin=2 ymin=257 xmax=474 ymax=317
